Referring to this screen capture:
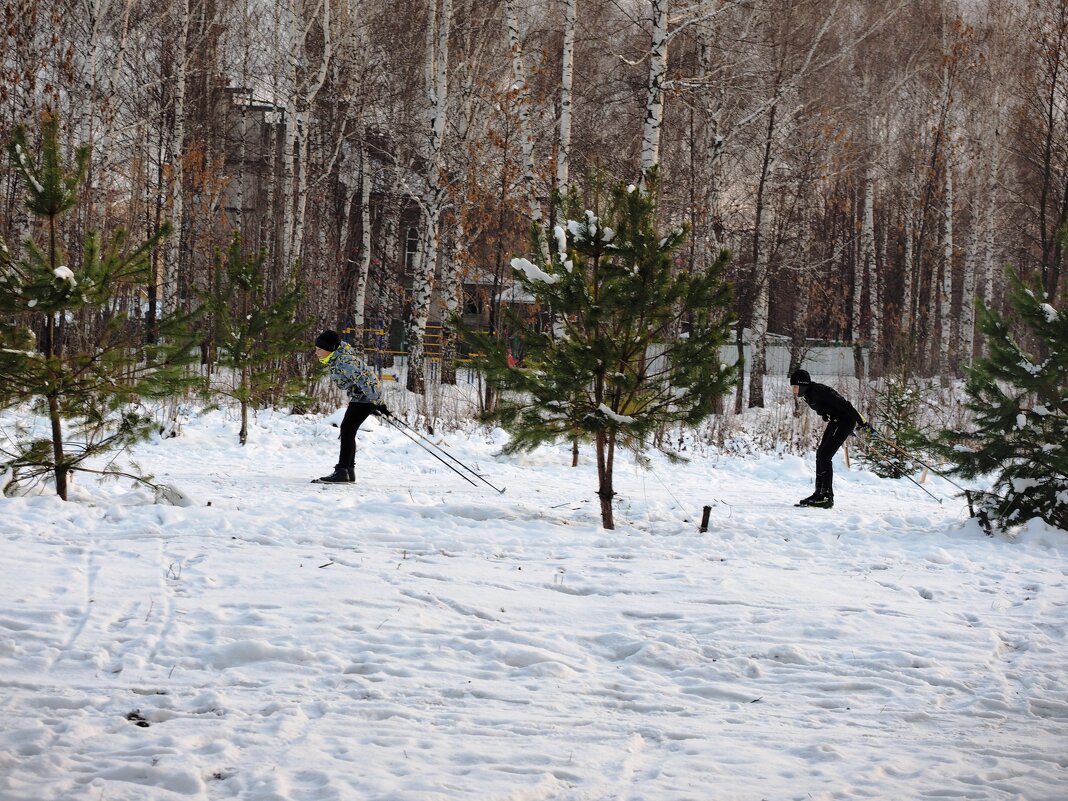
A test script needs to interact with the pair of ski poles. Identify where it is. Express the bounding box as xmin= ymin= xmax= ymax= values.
xmin=855 ymin=426 xmax=968 ymax=506
xmin=377 ymin=409 xmax=506 ymax=494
